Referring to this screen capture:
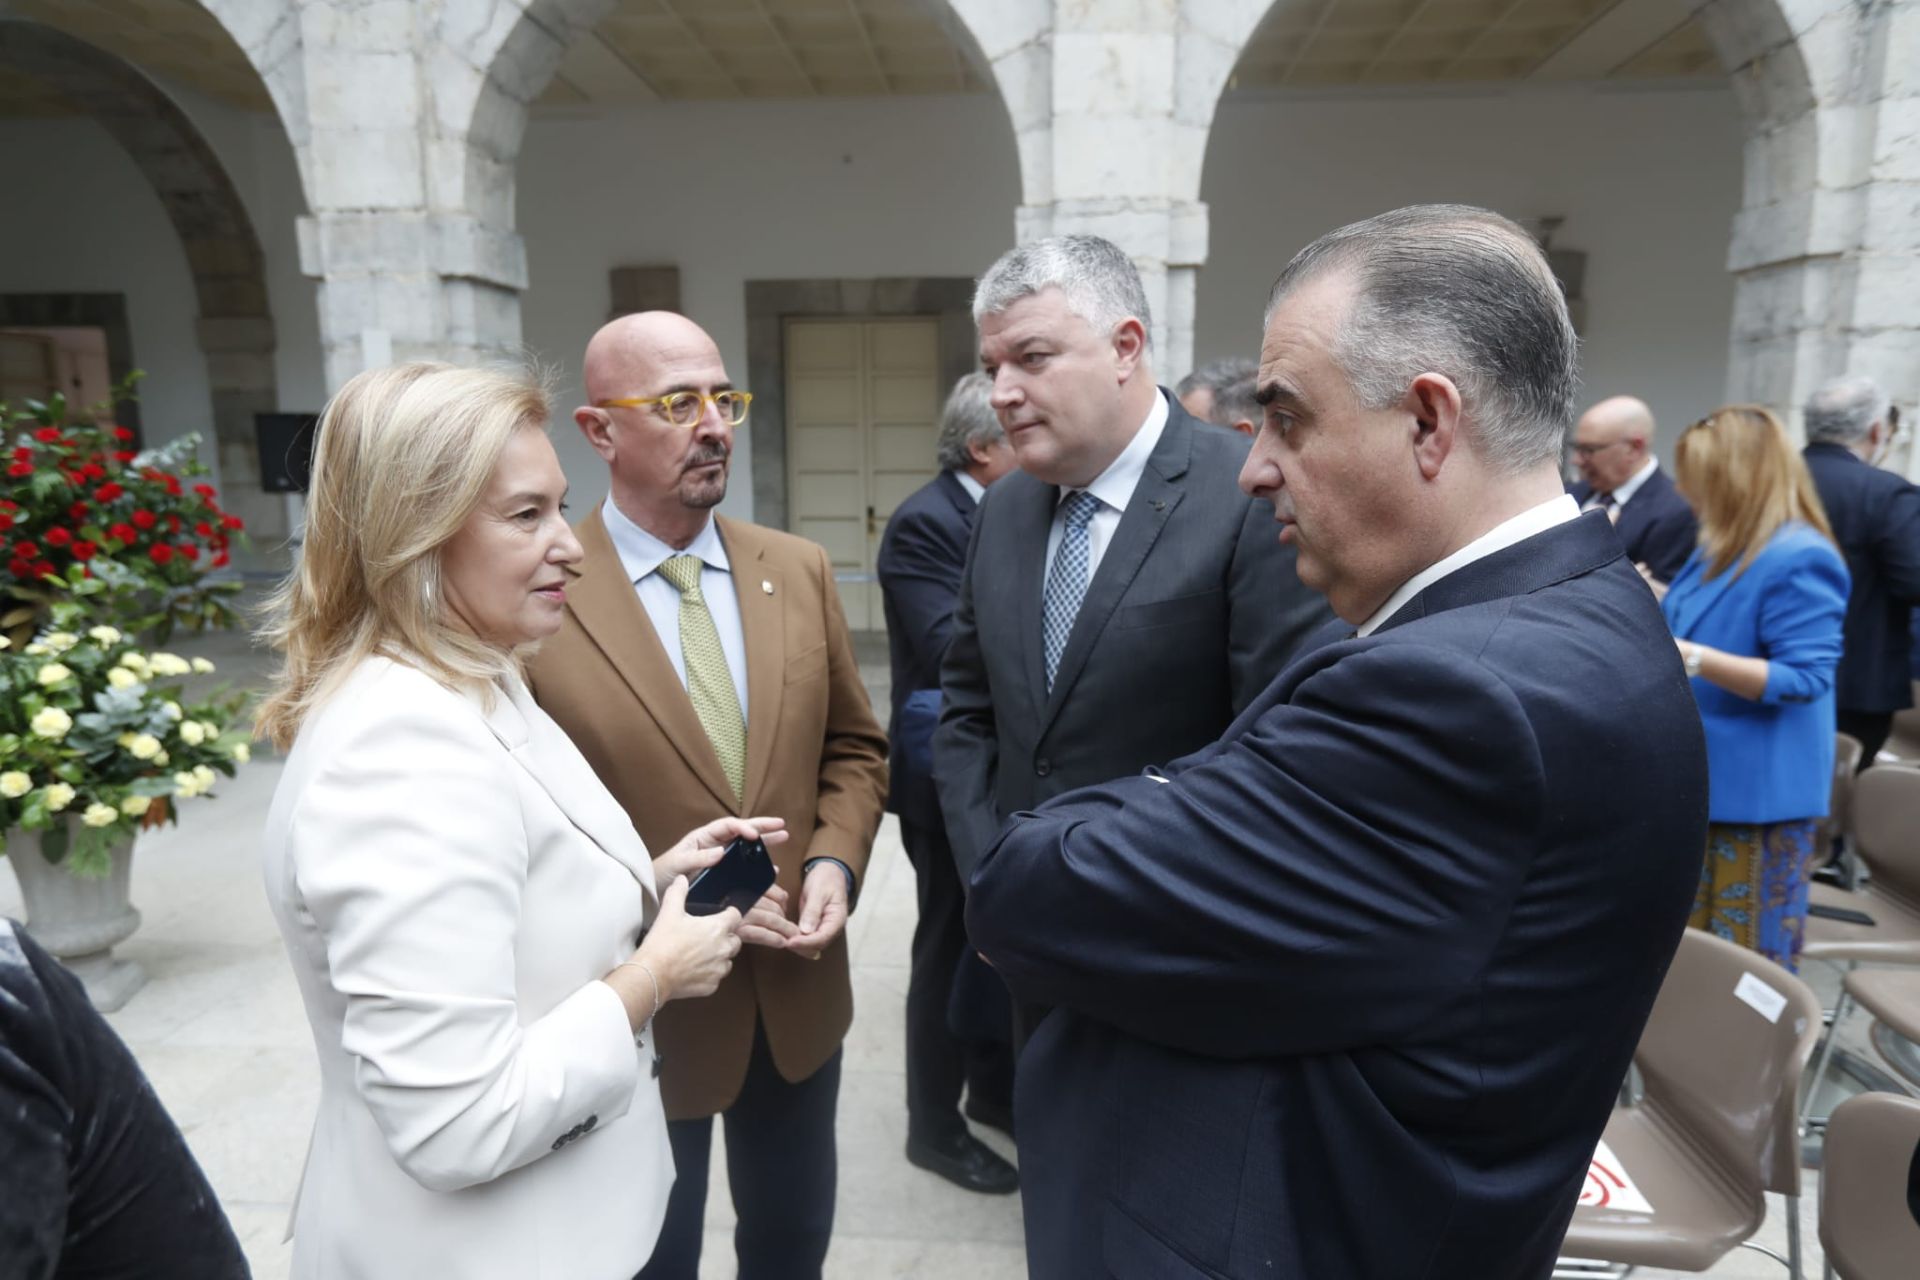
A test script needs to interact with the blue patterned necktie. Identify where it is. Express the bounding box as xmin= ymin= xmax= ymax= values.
xmin=1042 ymin=490 xmax=1103 ymax=691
